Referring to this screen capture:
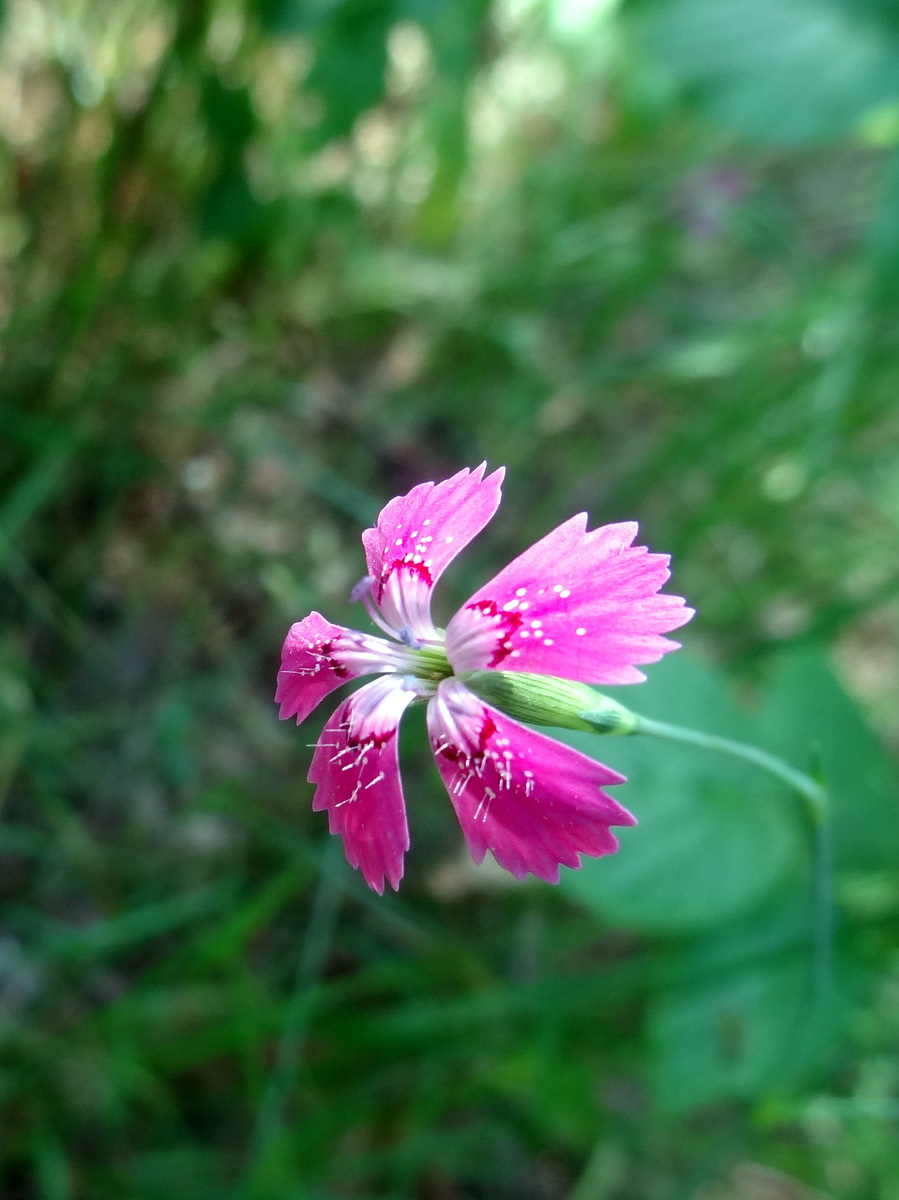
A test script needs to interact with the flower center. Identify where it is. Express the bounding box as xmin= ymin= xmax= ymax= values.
xmin=408 ymin=640 xmax=454 ymax=682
